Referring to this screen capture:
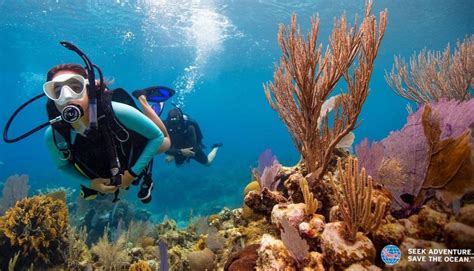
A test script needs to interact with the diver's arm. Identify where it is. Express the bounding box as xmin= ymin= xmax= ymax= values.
xmin=165 ymin=147 xmax=181 ymax=156
xmin=187 ymin=125 xmax=200 ymax=151
xmin=44 ymin=126 xmax=90 ymax=183
xmin=112 ymin=102 xmax=164 ymax=176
